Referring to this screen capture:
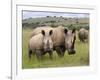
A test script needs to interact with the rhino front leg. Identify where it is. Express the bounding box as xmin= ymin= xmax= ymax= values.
xmin=48 ymin=51 xmax=53 ymax=59
xmin=56 ymin=47 xmax=64 ymax=57
xmin=36 ymin=50 xmax=42 ymax=60
xmin=61 ymin=46 xmax=66 ymax=56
